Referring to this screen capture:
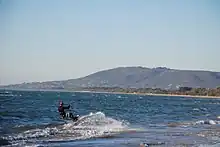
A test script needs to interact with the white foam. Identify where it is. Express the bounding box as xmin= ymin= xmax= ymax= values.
xmin=5 ymin=111 xmax=130 ymax=144
xmin=193 ymin=108 xmax=200 ymax=111
xmin=167 ymin=119 xmax=220 ymax=128
xmin=60 ymin=111 xmax=129 ymax=139
xmin=194 ymin=120 xmax=220 ymax=125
